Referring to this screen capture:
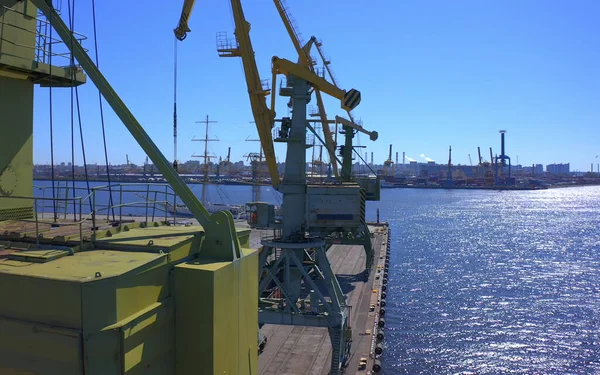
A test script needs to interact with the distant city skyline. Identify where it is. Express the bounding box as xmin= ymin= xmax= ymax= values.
xmin=33 ymin=159 xmax=581 ymax=172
